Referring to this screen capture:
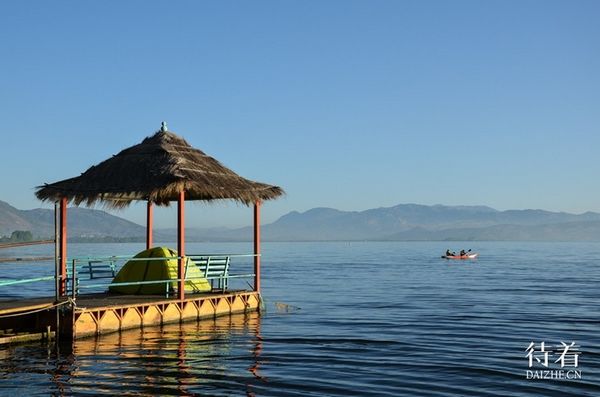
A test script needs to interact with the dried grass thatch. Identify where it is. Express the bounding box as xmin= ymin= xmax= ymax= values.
xmin=35 ymin=129 xmax=284 ymax=208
